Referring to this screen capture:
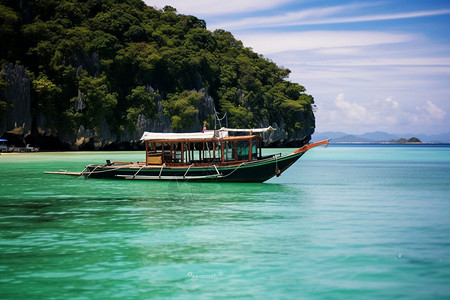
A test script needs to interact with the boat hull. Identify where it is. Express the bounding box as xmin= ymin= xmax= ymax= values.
xmin=82 ymin=152 xmax=304 ymax=183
